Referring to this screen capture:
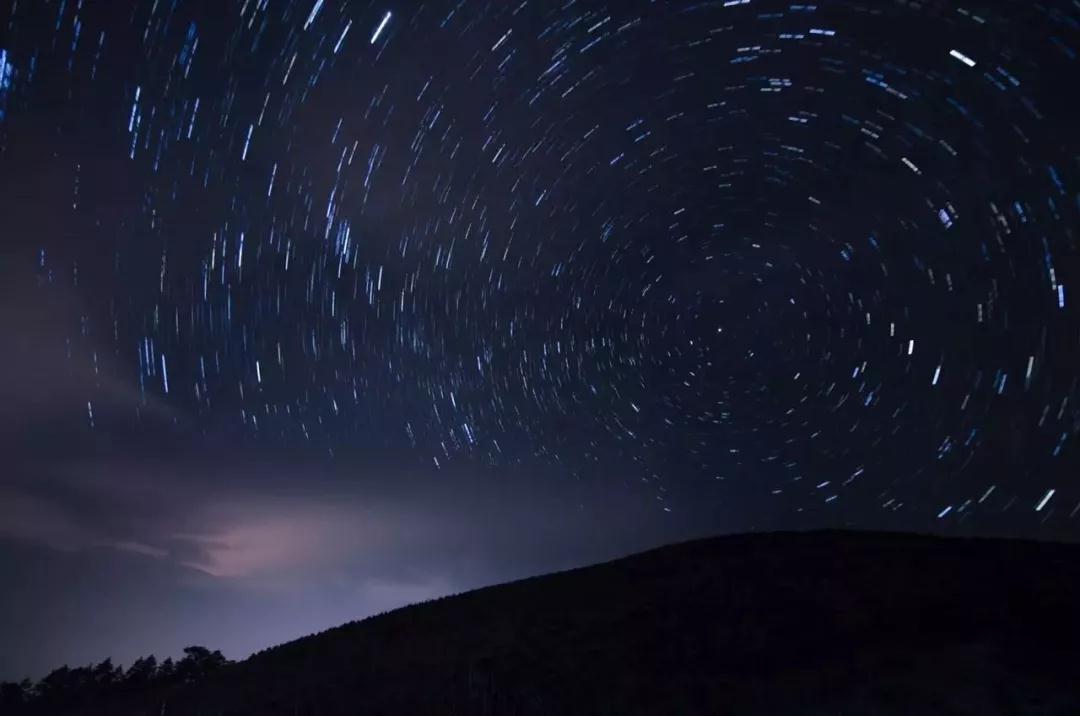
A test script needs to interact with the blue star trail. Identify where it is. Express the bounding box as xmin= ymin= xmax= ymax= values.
xmin=1 ymin=0 xmax=1078 ymax=531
